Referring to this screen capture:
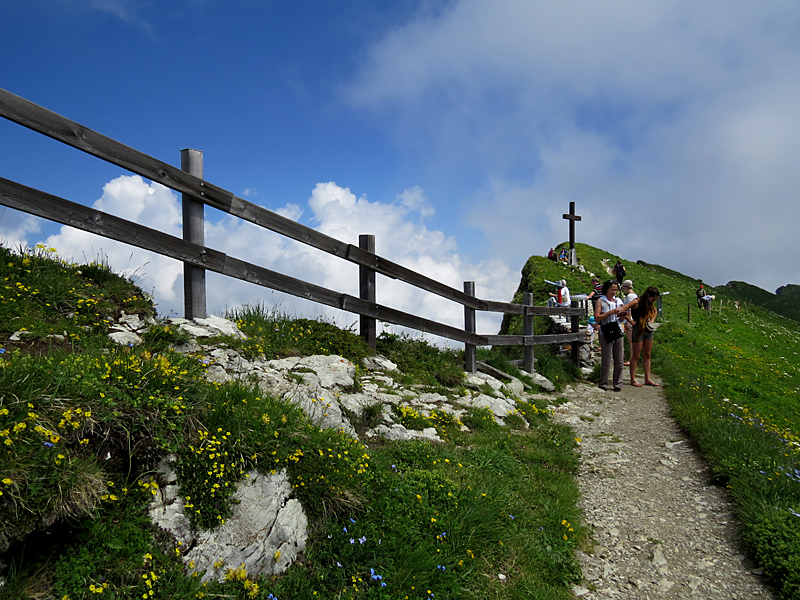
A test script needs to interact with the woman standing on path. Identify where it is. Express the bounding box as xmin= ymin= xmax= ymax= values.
xmin=595 ymin=280 xmax=625 ymax=391
xmin=623 ymin=286 xmax=661 ymax=387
